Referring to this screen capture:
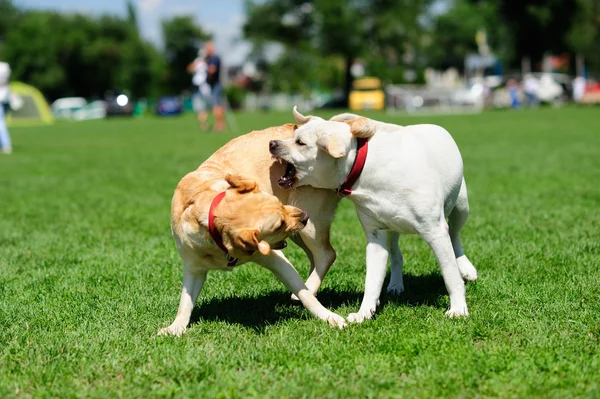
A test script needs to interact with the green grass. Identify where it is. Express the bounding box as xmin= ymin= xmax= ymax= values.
xmin=1 ymin=107 xmax=599 ymax=398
